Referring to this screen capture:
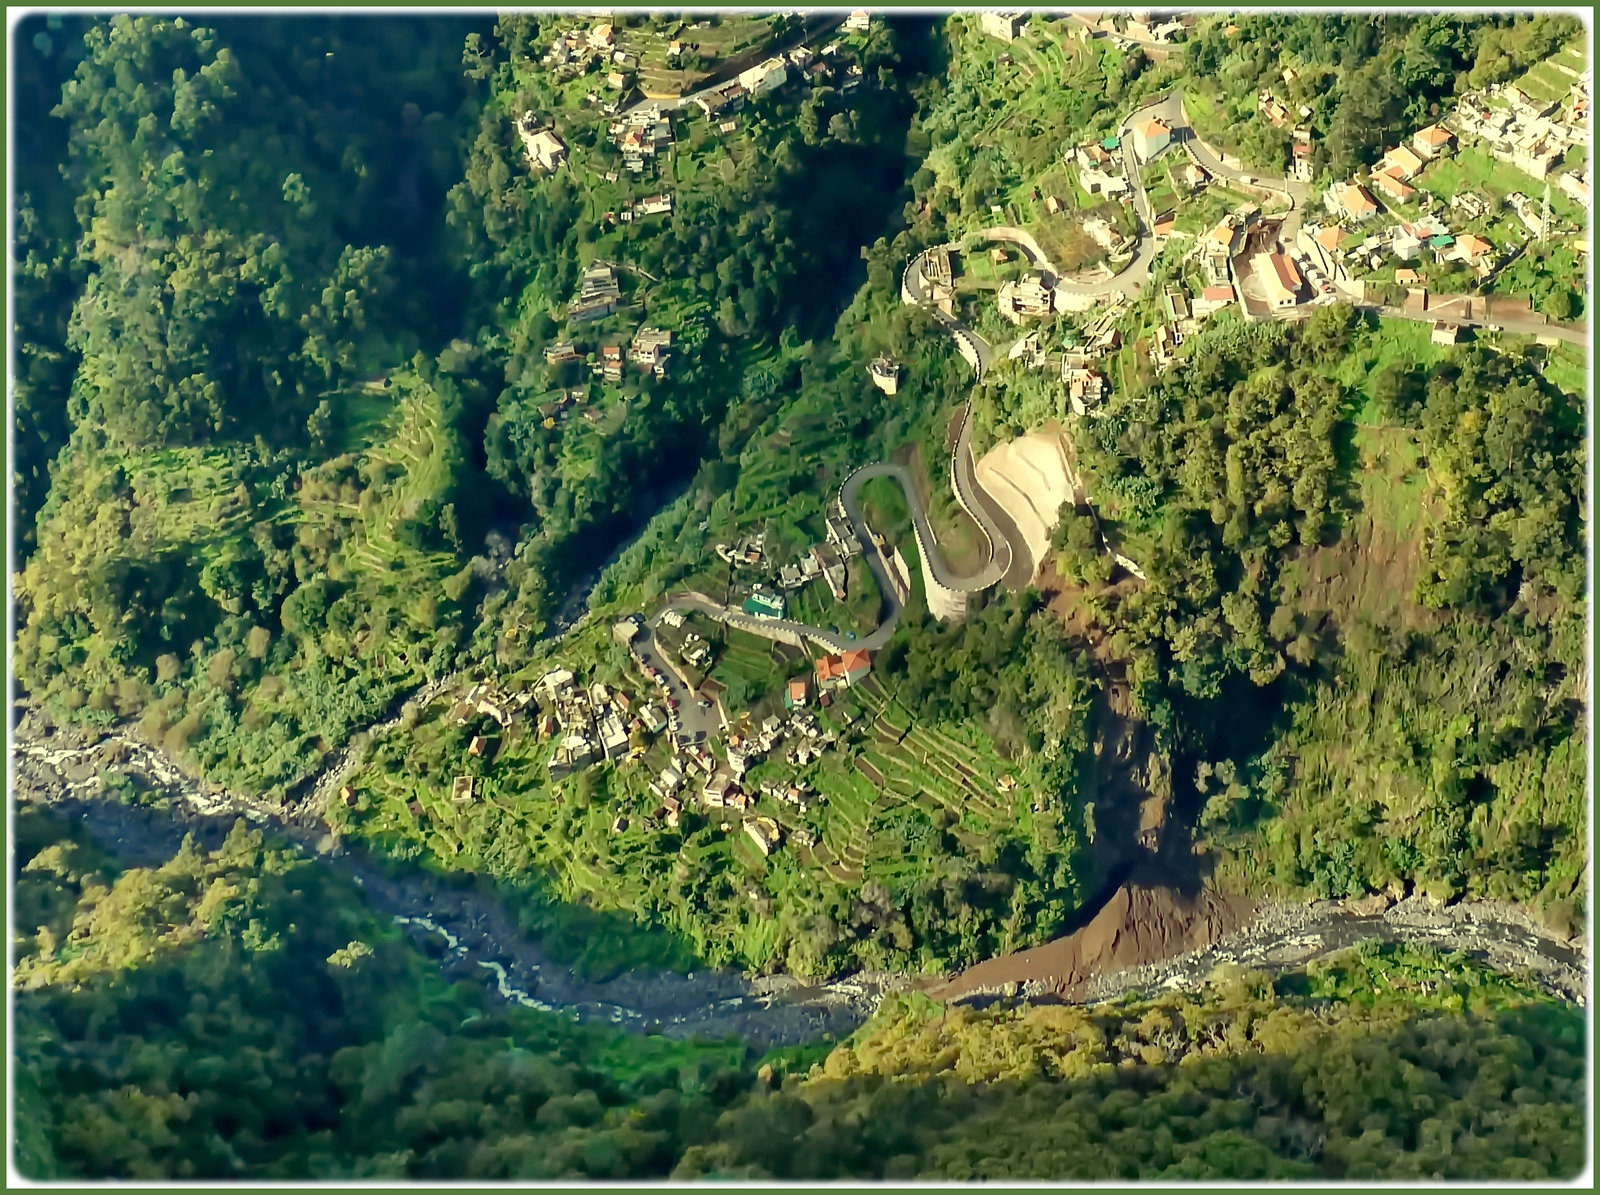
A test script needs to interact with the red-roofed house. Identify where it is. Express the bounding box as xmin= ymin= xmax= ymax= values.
xmin=1371 ymin=168 xmax=1416 ymax=204
xmin=815 ymin=649 xmax=871 ymax=690
xmin=1412 ymin=124 xmax=1456 ymax=160
xmin=1193 ymin=284 xmax=1236 ymax=318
